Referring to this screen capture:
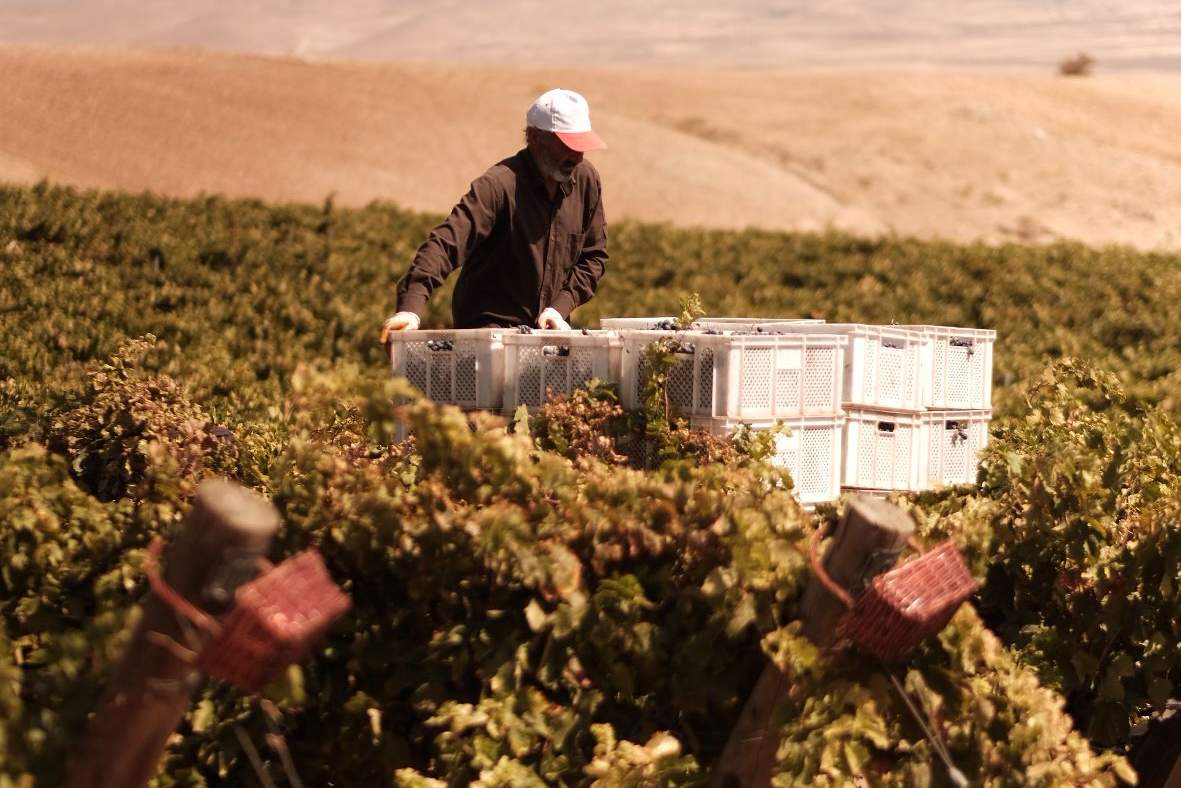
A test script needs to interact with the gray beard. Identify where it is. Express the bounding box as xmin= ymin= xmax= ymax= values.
xmin=529 ymin=147 xmax=575 ymax=187
xmin=539 ymin=161 xmax=574 ymax=186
